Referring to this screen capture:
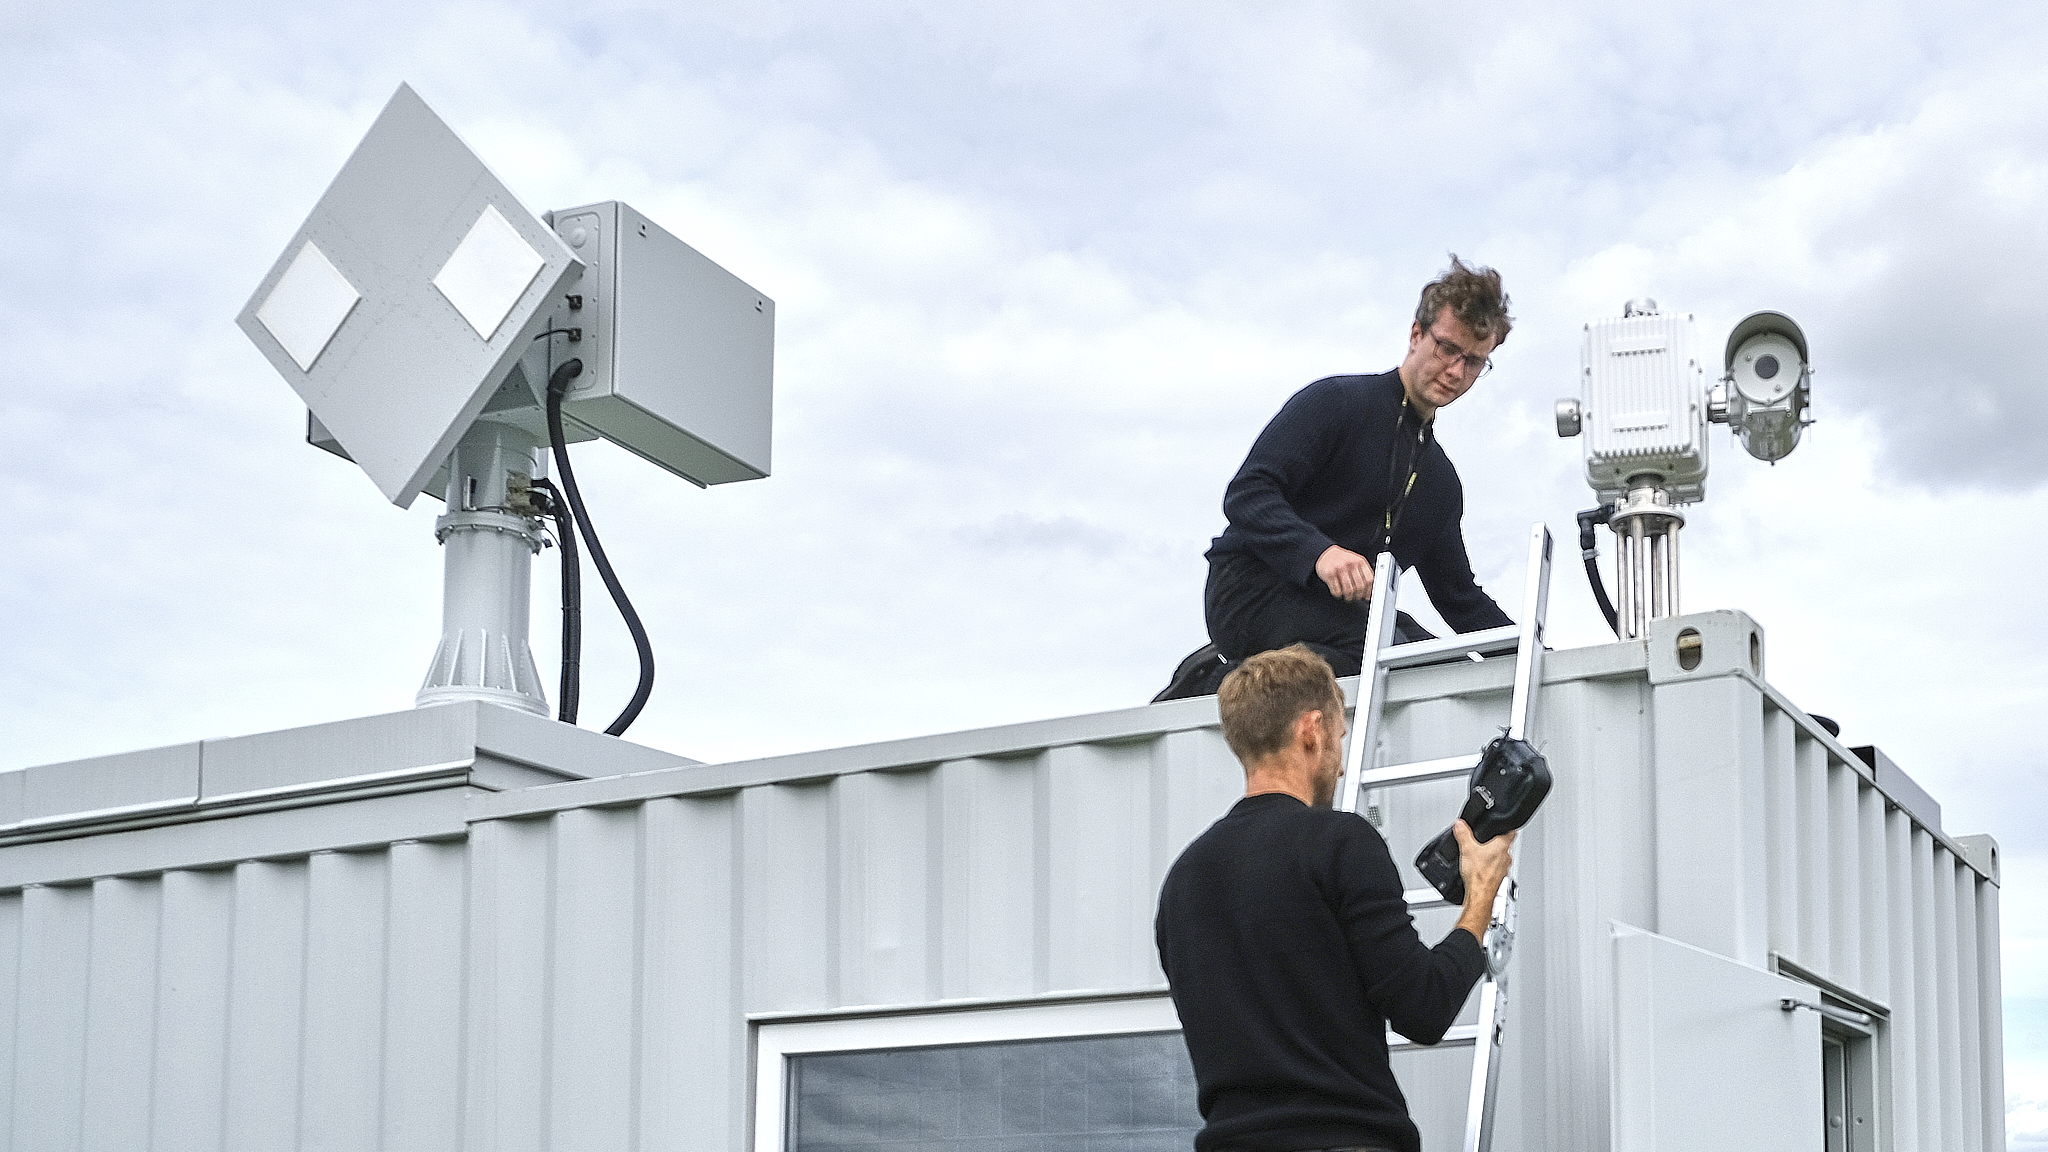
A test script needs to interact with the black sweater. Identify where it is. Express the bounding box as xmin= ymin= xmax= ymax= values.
xmin=1206 ymin=371 xmax=1512 ymax=634
xmin=1156 ymin=793 xmax=1487 ymax=1152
